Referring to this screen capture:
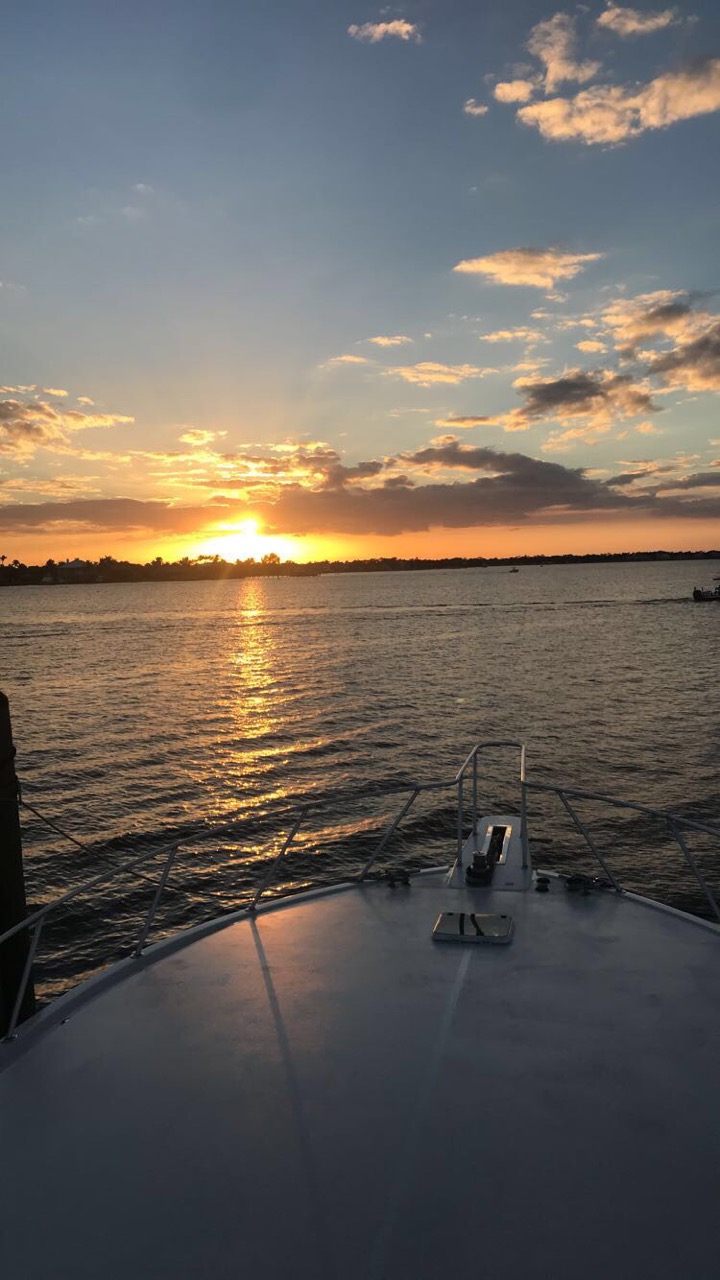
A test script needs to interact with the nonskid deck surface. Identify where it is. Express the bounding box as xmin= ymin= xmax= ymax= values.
xmin=1 ymin=870 xmax=720 ymax=1280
